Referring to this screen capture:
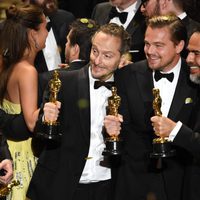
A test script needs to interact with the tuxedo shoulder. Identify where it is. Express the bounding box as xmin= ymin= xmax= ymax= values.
xmin=115 ymin=60 xmax=147 ymax=78
xmin=51 ymin=9 xmax=75 ymax=23
xmin=95 ymin=2 xmax=112 ymax=9
xmin=123 ymin=60 xmax=147 ymax=71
